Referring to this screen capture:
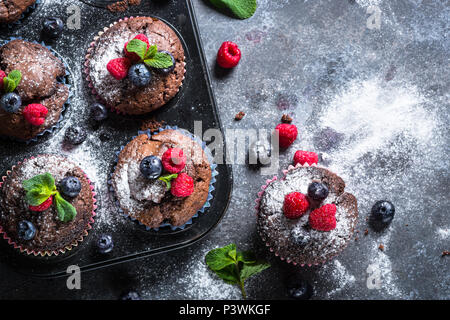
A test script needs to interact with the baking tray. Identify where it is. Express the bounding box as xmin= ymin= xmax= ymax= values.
xmin=0 ymin=0 xmax=232 ymax=278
